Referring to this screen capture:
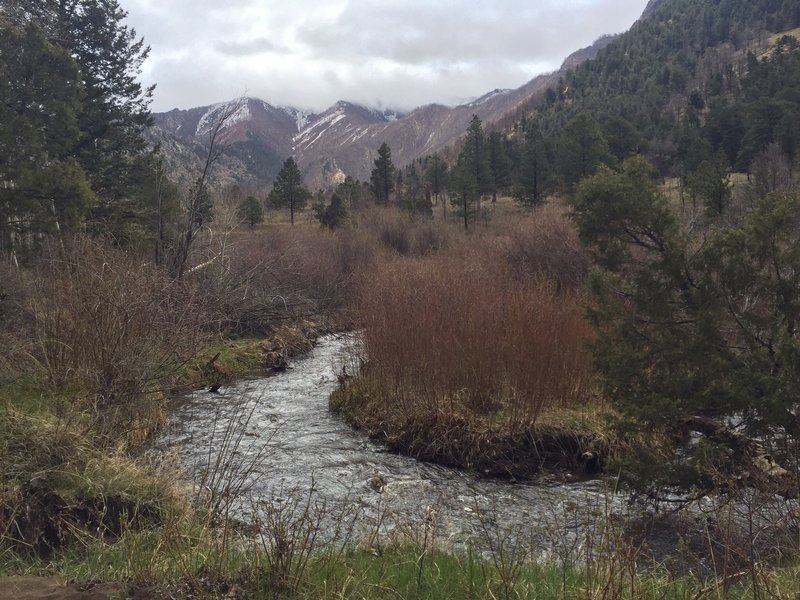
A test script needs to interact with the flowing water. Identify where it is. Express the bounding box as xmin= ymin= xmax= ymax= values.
xmin=156 ymin=334 xmax=634 ymax=558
